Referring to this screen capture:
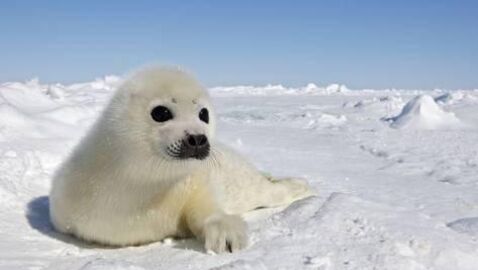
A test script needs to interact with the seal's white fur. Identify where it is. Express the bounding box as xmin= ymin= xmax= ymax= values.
xmin=49 ymin=67 xmax=313 ymax=253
